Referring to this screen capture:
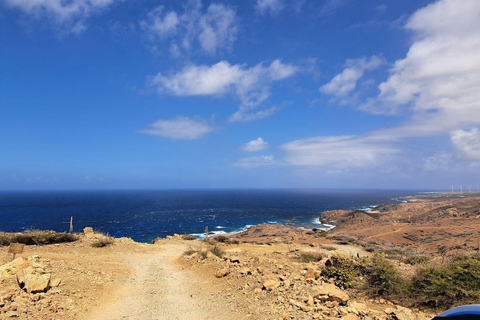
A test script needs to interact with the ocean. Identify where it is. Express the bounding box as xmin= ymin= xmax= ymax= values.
xmin=0 ymin=189 xmax=414 ymax=243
